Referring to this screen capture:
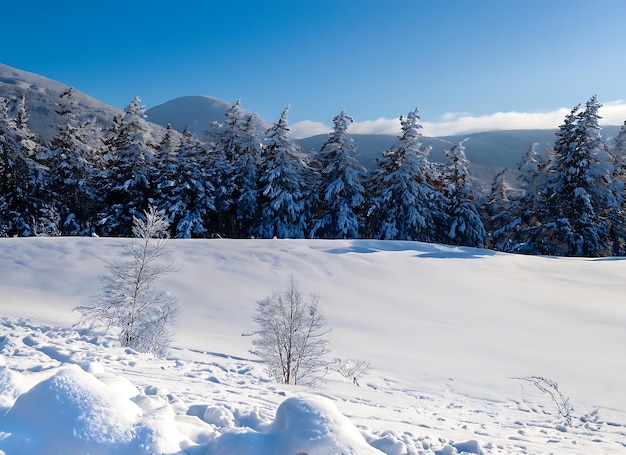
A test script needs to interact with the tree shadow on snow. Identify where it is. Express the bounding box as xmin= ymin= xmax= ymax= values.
xmin=323 ymin=240 xmax=497 ymax=259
